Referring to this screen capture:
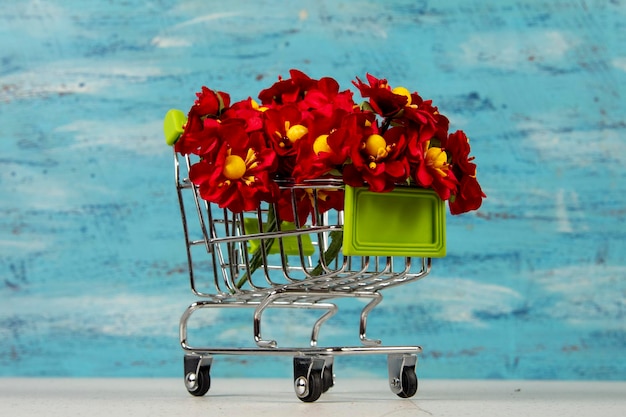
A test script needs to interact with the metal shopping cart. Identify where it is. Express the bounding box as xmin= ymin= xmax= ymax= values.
xmin=173 ymin=150 xmax=435 ymax=402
